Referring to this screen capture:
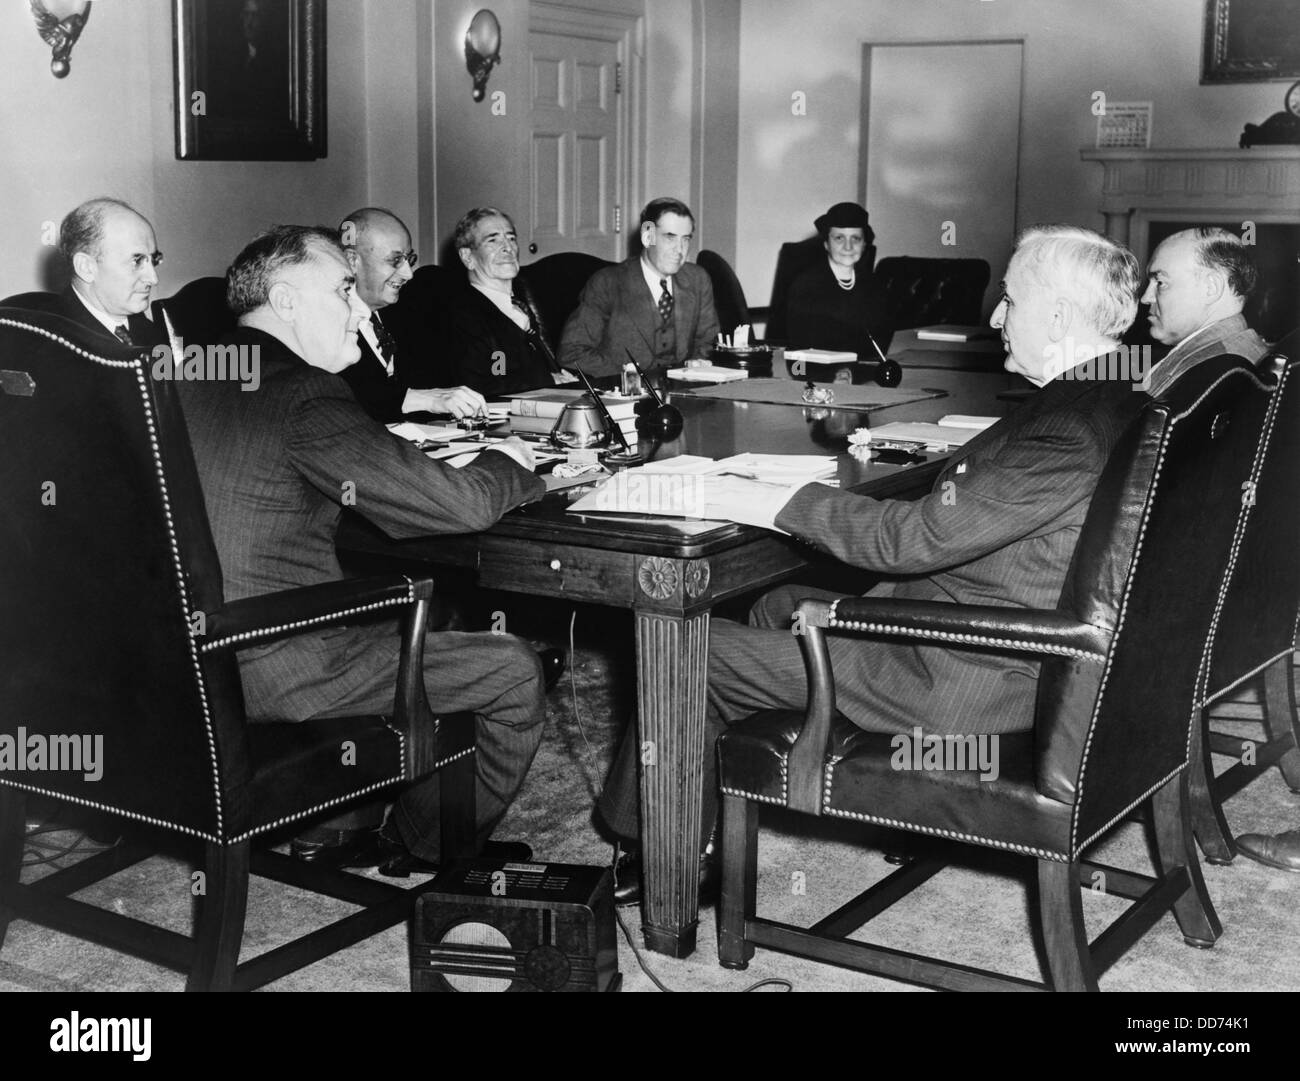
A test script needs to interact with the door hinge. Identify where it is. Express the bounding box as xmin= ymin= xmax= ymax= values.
xmin=613 ymin=204 xmax=621 ymax=233
xmin=615 ymin=61 xmax=622 ymax=94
